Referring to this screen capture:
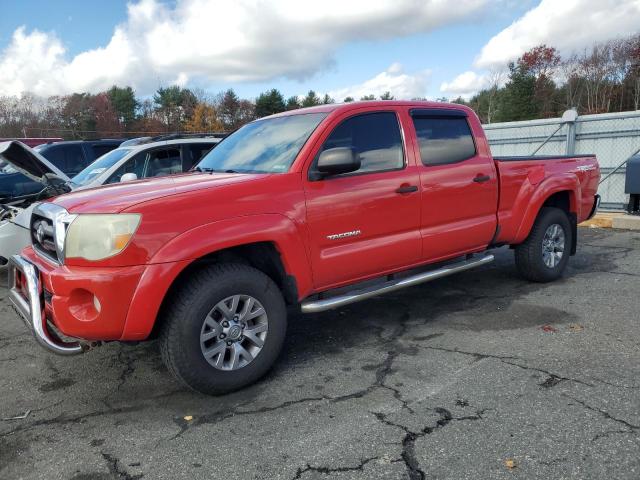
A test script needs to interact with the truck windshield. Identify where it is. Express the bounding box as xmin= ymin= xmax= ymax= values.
xmin=196 ymin=112 xmax=328 ymax=173
xmin=72 ymin=148 xmax=132 ymax=185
